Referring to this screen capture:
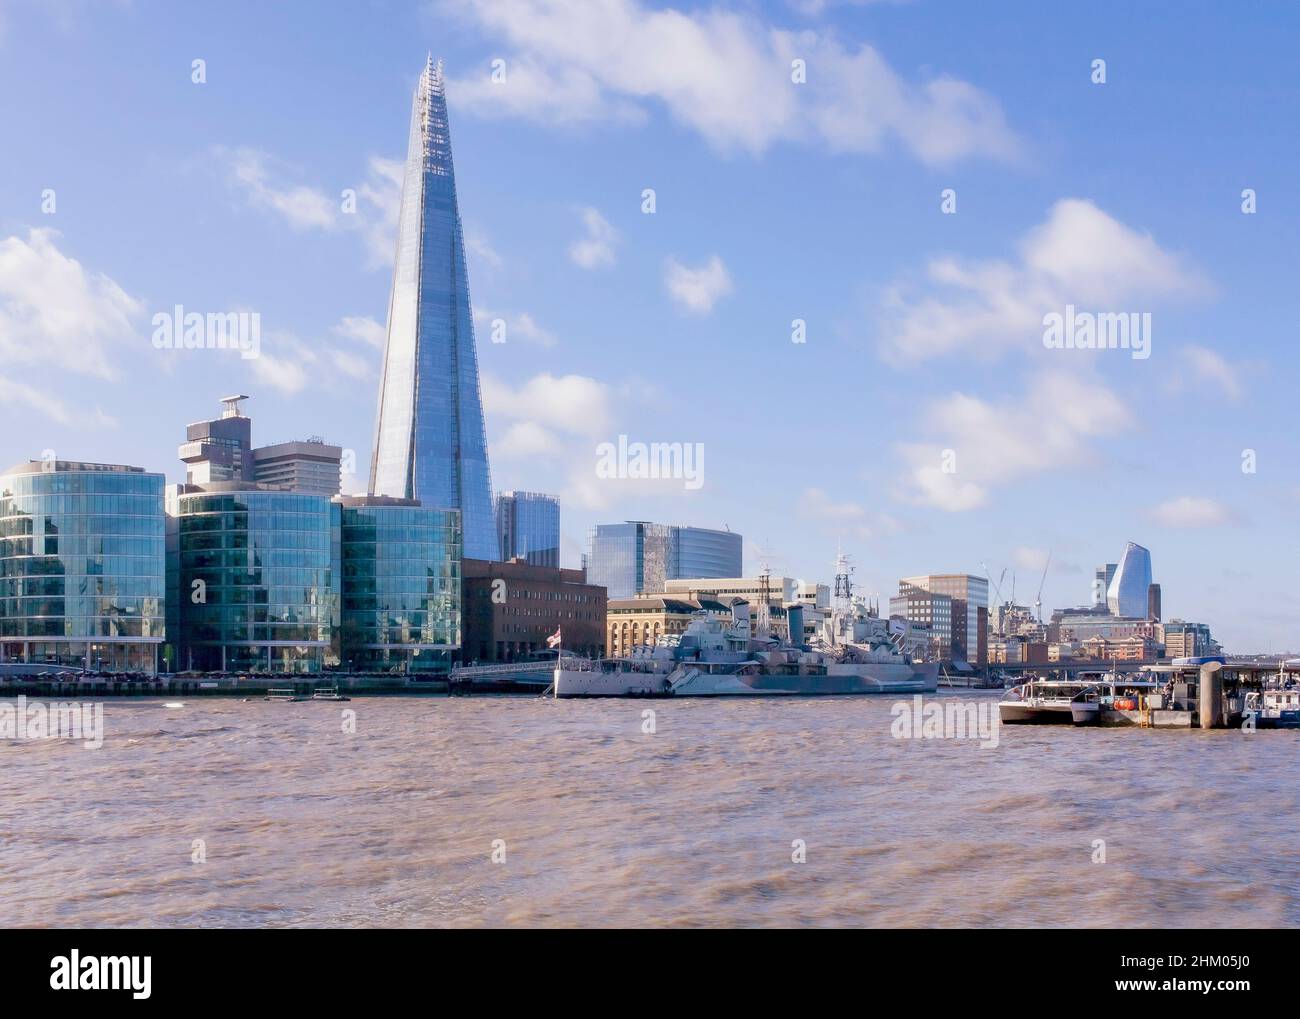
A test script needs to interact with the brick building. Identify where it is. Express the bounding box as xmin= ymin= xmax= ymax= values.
xmin=461 ymin=558 xmax=606 ymax=662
